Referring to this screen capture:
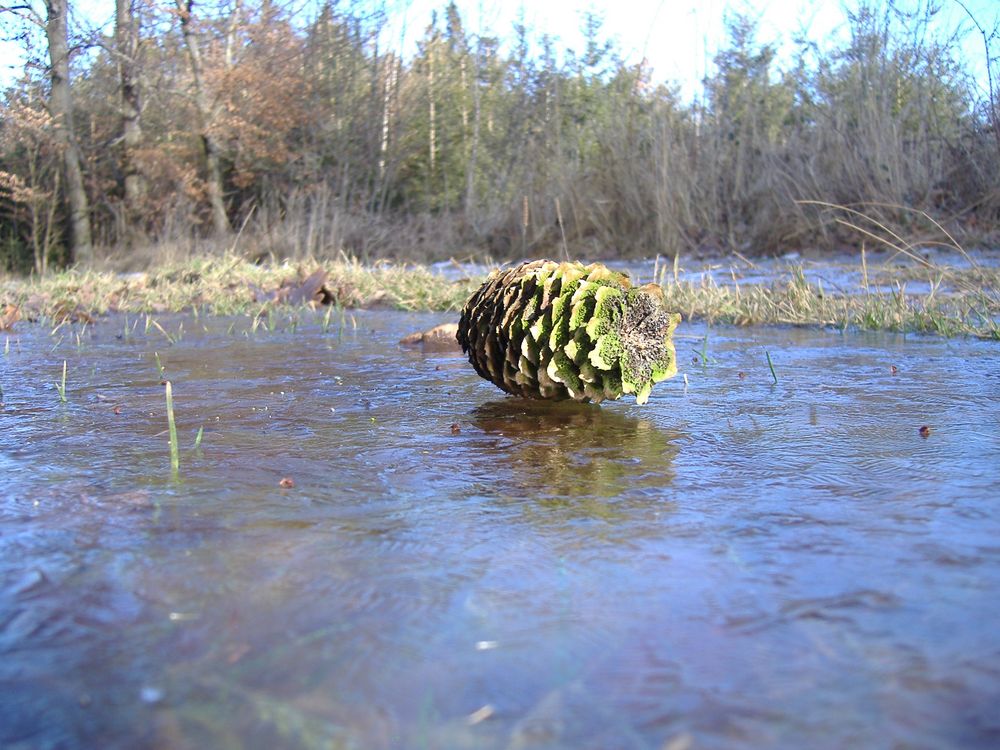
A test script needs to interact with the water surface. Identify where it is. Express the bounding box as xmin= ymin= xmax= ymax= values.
xmin=1 ymin=312 xmax=998 ymax=749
